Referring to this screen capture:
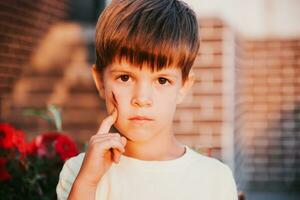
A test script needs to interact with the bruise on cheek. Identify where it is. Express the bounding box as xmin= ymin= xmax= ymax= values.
xmin=112 ymin=91 xmax=118 ymax=108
